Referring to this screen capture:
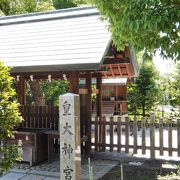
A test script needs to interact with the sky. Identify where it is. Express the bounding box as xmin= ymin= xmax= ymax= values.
xmin=153 ymin=53 xmax=175 ymax=75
